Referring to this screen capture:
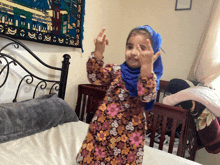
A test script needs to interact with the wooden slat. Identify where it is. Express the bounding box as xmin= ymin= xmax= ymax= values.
xmin=150 ymin=114 xmax=158 ymax=148
xmin=177 ymin=113 xmax=186 ymax=156
xmin=75 ymin=85 xmax=83 ymax=118
xmin=86 ymin=95 xmax=92 ymax=123
xmin=80 ymin=94 xmax=87 ymax=121
xmin=156 ymin=89 xmax=161 ymax=102
xmin=158 ymin=116 xmax=167 ymax=150
xmin=168 ymin=118 xmax=178 ymax=153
